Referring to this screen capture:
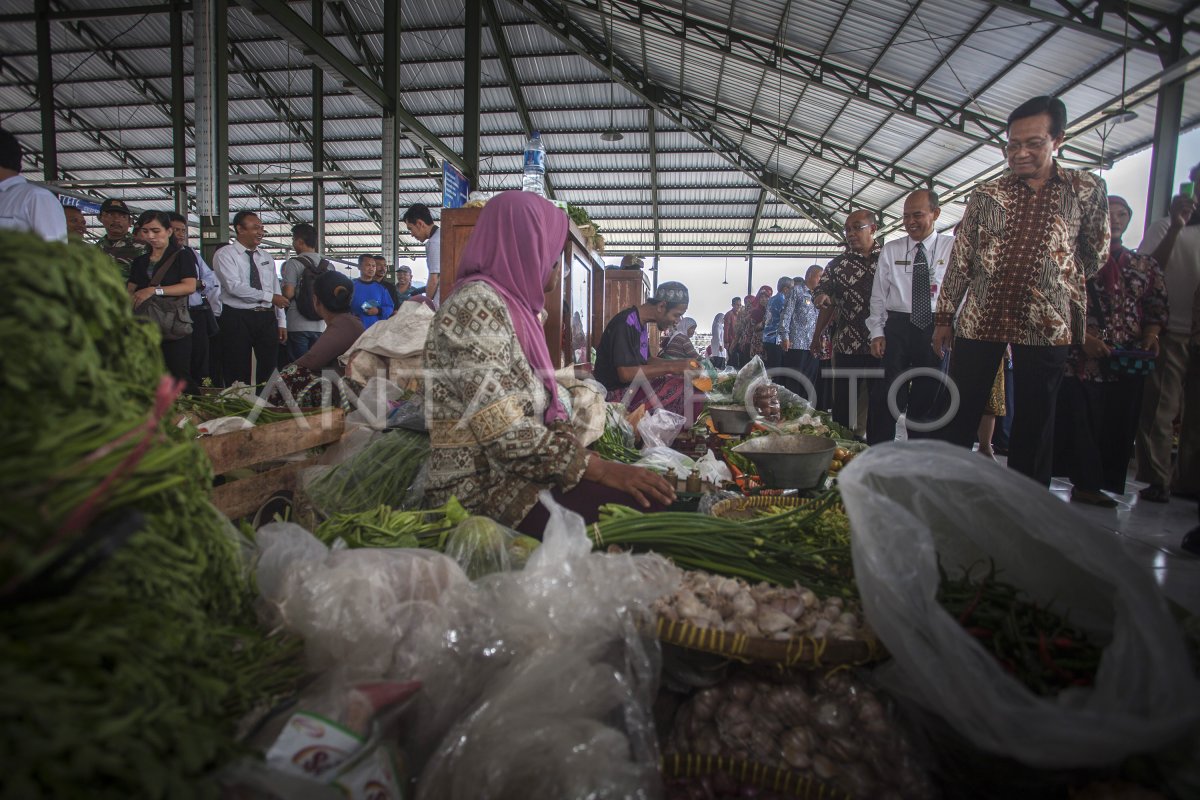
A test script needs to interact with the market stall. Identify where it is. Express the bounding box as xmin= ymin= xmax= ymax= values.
xmin=5 ymin=230 xmax=1200 ymax=800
